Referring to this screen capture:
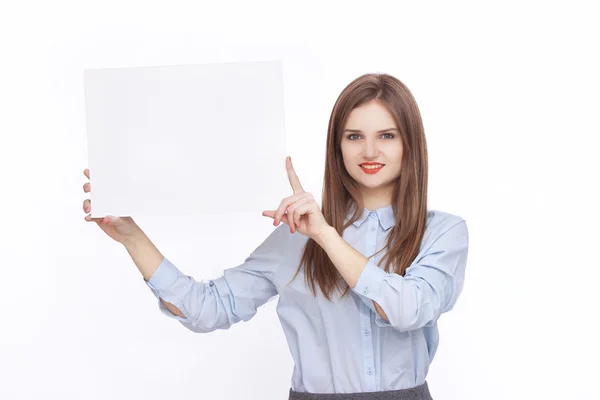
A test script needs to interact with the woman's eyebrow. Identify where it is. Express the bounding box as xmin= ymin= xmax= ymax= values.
xmin=343 ymin=128 xmax=400 ymax=133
